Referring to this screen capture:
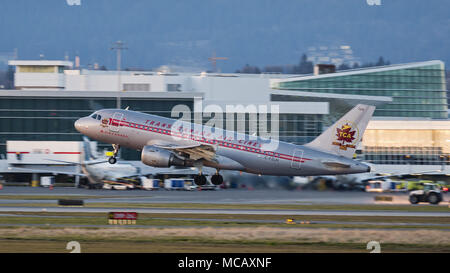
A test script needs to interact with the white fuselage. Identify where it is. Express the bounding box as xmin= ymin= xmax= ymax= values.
xmin=75 ymin=109 xmax=370 ymax=176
